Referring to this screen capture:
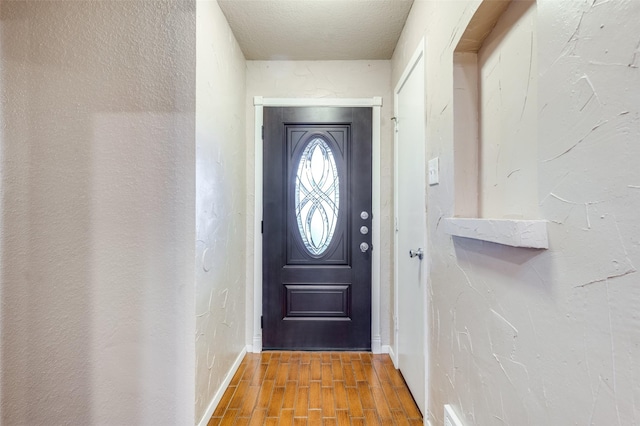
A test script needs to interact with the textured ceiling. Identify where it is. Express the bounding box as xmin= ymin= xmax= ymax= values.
xmin=217 ymin=0 xmax=414 ymax=60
